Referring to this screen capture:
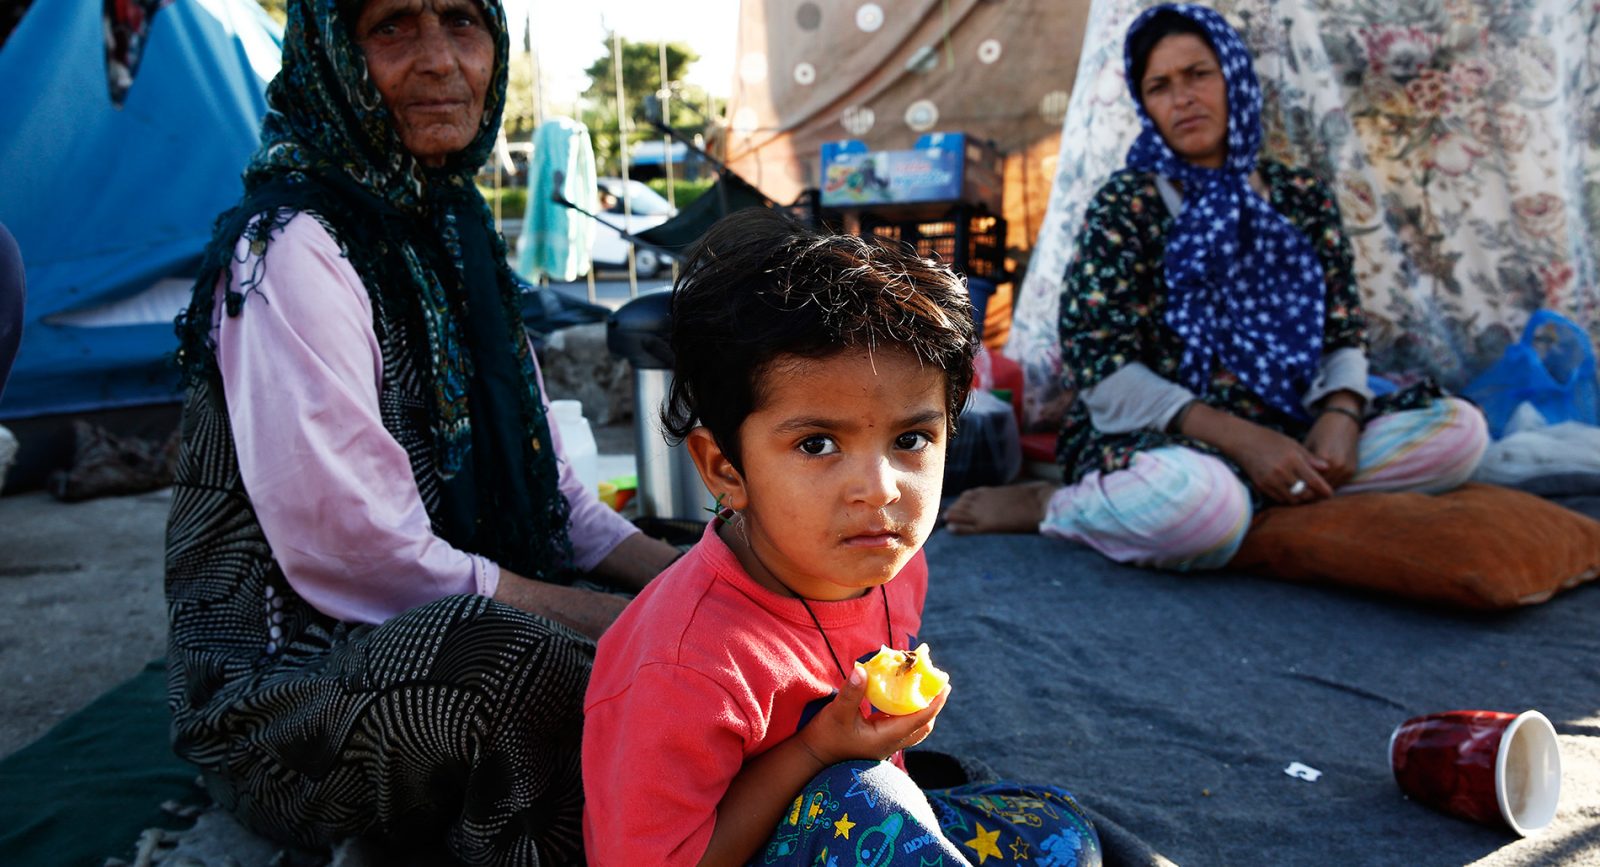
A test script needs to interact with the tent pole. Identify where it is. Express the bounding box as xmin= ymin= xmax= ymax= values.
xmin=518 ymin=5 xmax=537 ymax=270
xmin=526 ymin=6 xmax=543 ymax=129
xmin=659 ymin=39 xmax=677 ymax=282
xmin=492 ymin=128 xmax=504 ymax=231
xmin=612 ymin=29 xmax=637 ymax=298
xmin=659 ymin=41 xmax=675 ymax=209
xmin=580 ymin=77 xmax=598 ymax=305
